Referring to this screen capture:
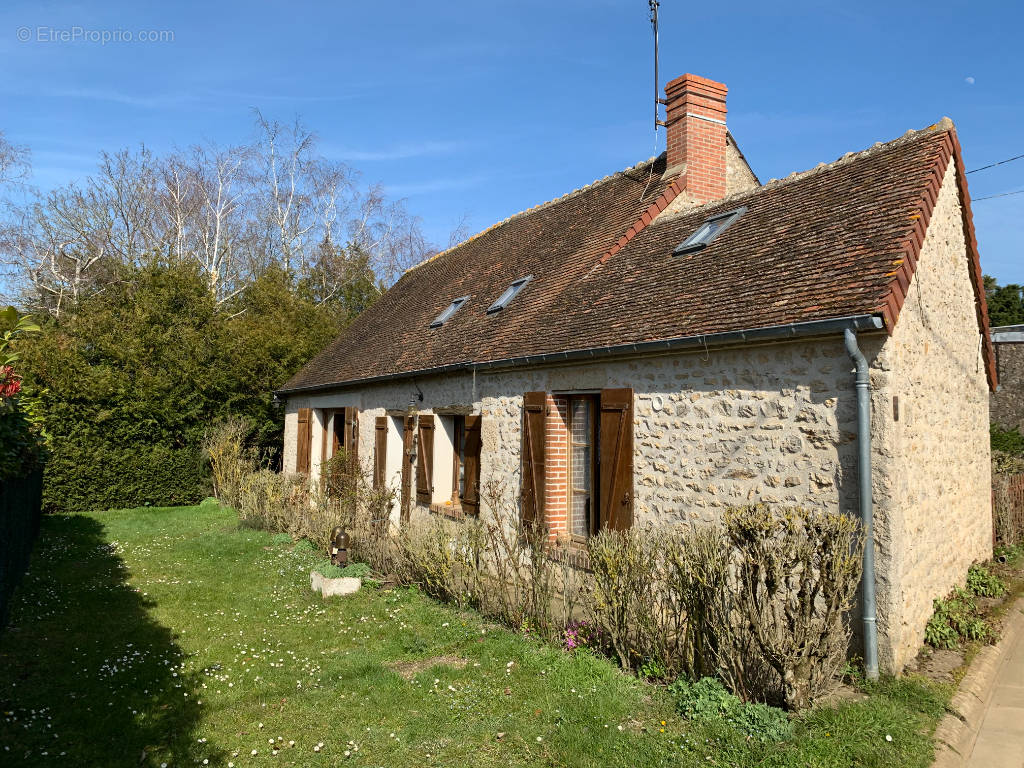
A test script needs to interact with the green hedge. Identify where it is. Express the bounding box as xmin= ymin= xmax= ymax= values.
xmin=42 ymin=443 xmax=206 ymax=513
xmin=15 ymin=262 xmax=357 ymax=513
